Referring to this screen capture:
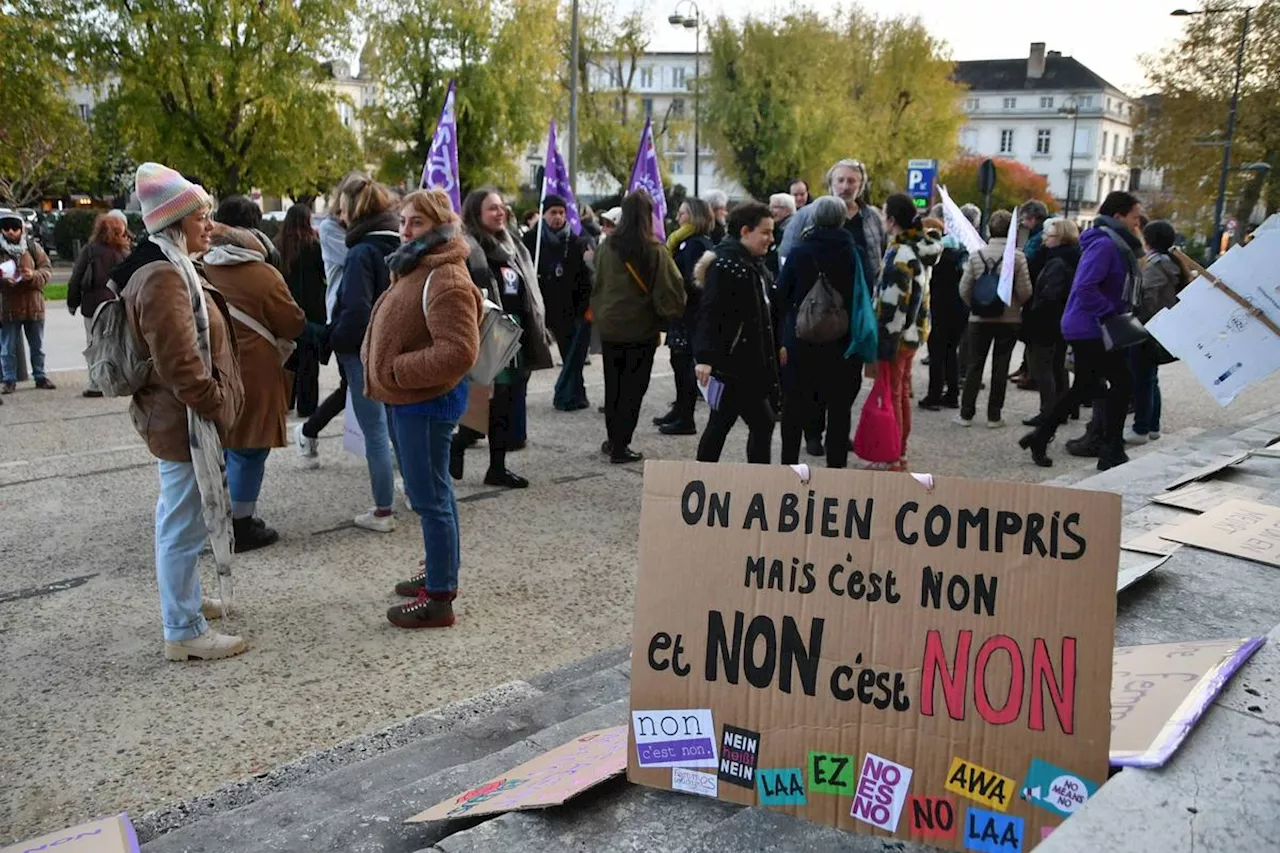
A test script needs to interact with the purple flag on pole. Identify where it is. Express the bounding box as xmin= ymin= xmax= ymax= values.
xmin=421 ymin=80 xmax=462 ymax=213
xmin=543 ymin=121 xmax=581 ymax=235
xmin=627 ymin=117 xmax=667 ymax=241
